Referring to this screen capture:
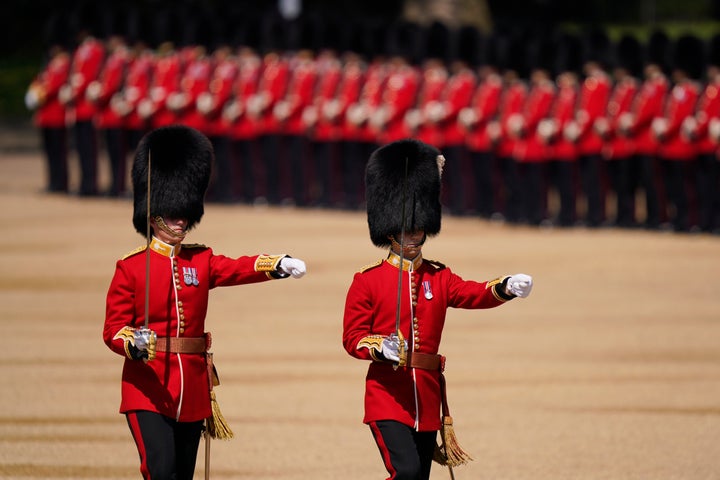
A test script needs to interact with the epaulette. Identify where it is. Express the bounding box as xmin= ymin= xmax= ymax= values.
xmin=358 ymin=259 xmax=383 ymax=273
xmin=425 ymin=259 xmax=447 ymax=270
xmin=183 ymin=243 xmax=207 ymax=249
xmin=121 ymin=245 xmax=147 ymax=260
